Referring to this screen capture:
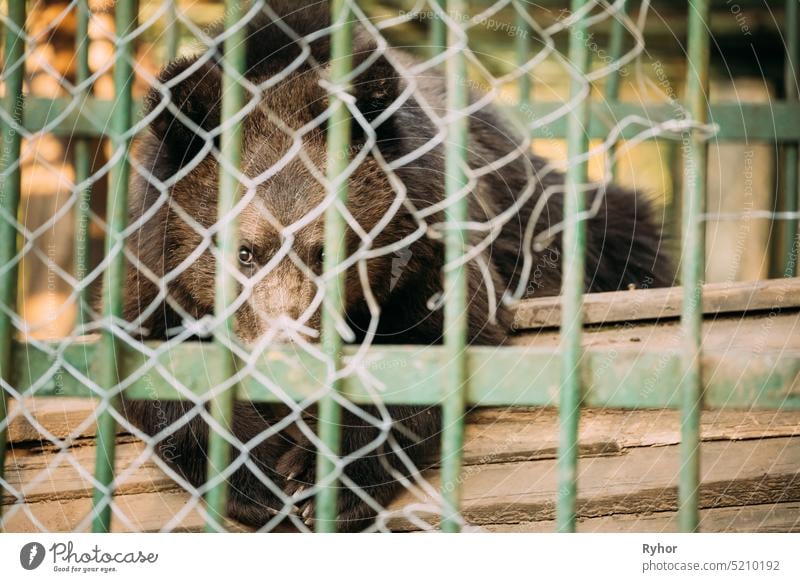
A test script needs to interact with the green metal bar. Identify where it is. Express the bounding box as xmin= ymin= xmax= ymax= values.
xmin=556 ymin=0 xmax=590 ymax=534
xmin=11 ymin=341 xmax=800 ymax=410
xmin=166 ymin=0 xmax=180 ymax=61
xmin=74 ymin=0 xmax=92 ymax=329
xmin=204 ymin=0 xmax=246 ymax=532
xmin=783 ymin=0 xmax=799 ymax=277
xmin=91 ymin=0 xmax=137 ymax=533
xmin=19 ymin=97 xmax=800 ymax=142
xmin=678 ymin=0 xmax=711 ymax=534
xmin=783 ymin=148 xmax=799 ymax=277
xmin=0 ymin=0 xmax=26 ymax=525
xmin=430 ymin=0 xmax=446 ymax=59
xmin=503 ymin=100 xmax=800 ymax=141
xmin=668 ymin=139 xmax=684 ymax=266
xmin=440 ymin=0 xmax=470 ymax=534
xmin=604 ymin=0 xmax=627 ymax=103
xmin=315 ymin=0 xmax=352 ymax=533
xmin=604 ymin=0 xmax=627 ymax=181
xmin=514 ymin=0 xmax=532 ymax=108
